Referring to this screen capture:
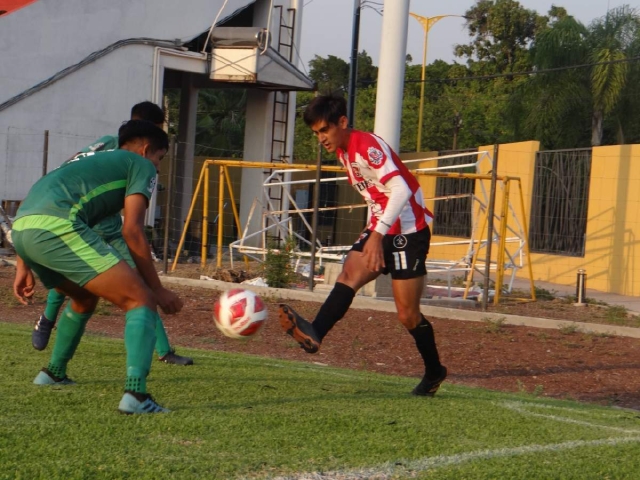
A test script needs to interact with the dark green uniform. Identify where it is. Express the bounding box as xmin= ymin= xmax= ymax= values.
xmin=78 ymin=135 xmax=118 ymax=154
xmin=12 ymin=150 xmax=156 ymax=288
xmin=77 ymin=135 xmax=127 ymax=250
